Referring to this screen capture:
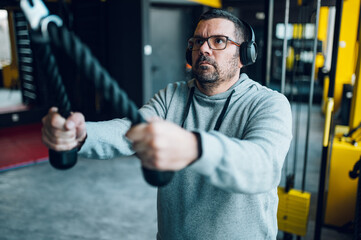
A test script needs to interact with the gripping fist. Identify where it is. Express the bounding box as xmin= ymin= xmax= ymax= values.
xmin=126 ymin=118 xmax=199 ymax=171
xmin=41 ymin=107 xmax=87 ymax=151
